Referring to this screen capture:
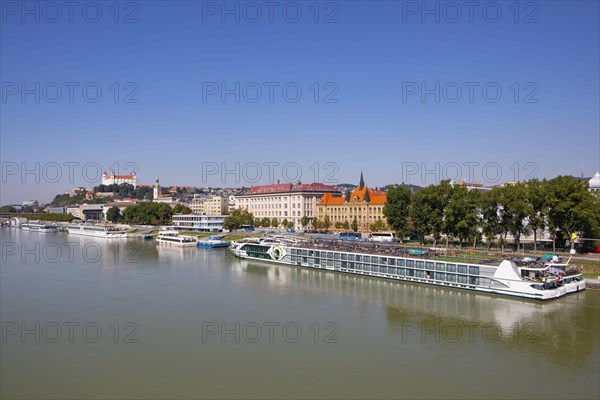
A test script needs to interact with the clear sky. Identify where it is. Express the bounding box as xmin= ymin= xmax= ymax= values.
xmin=1 ymin=0 xmax=599 ymax=204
